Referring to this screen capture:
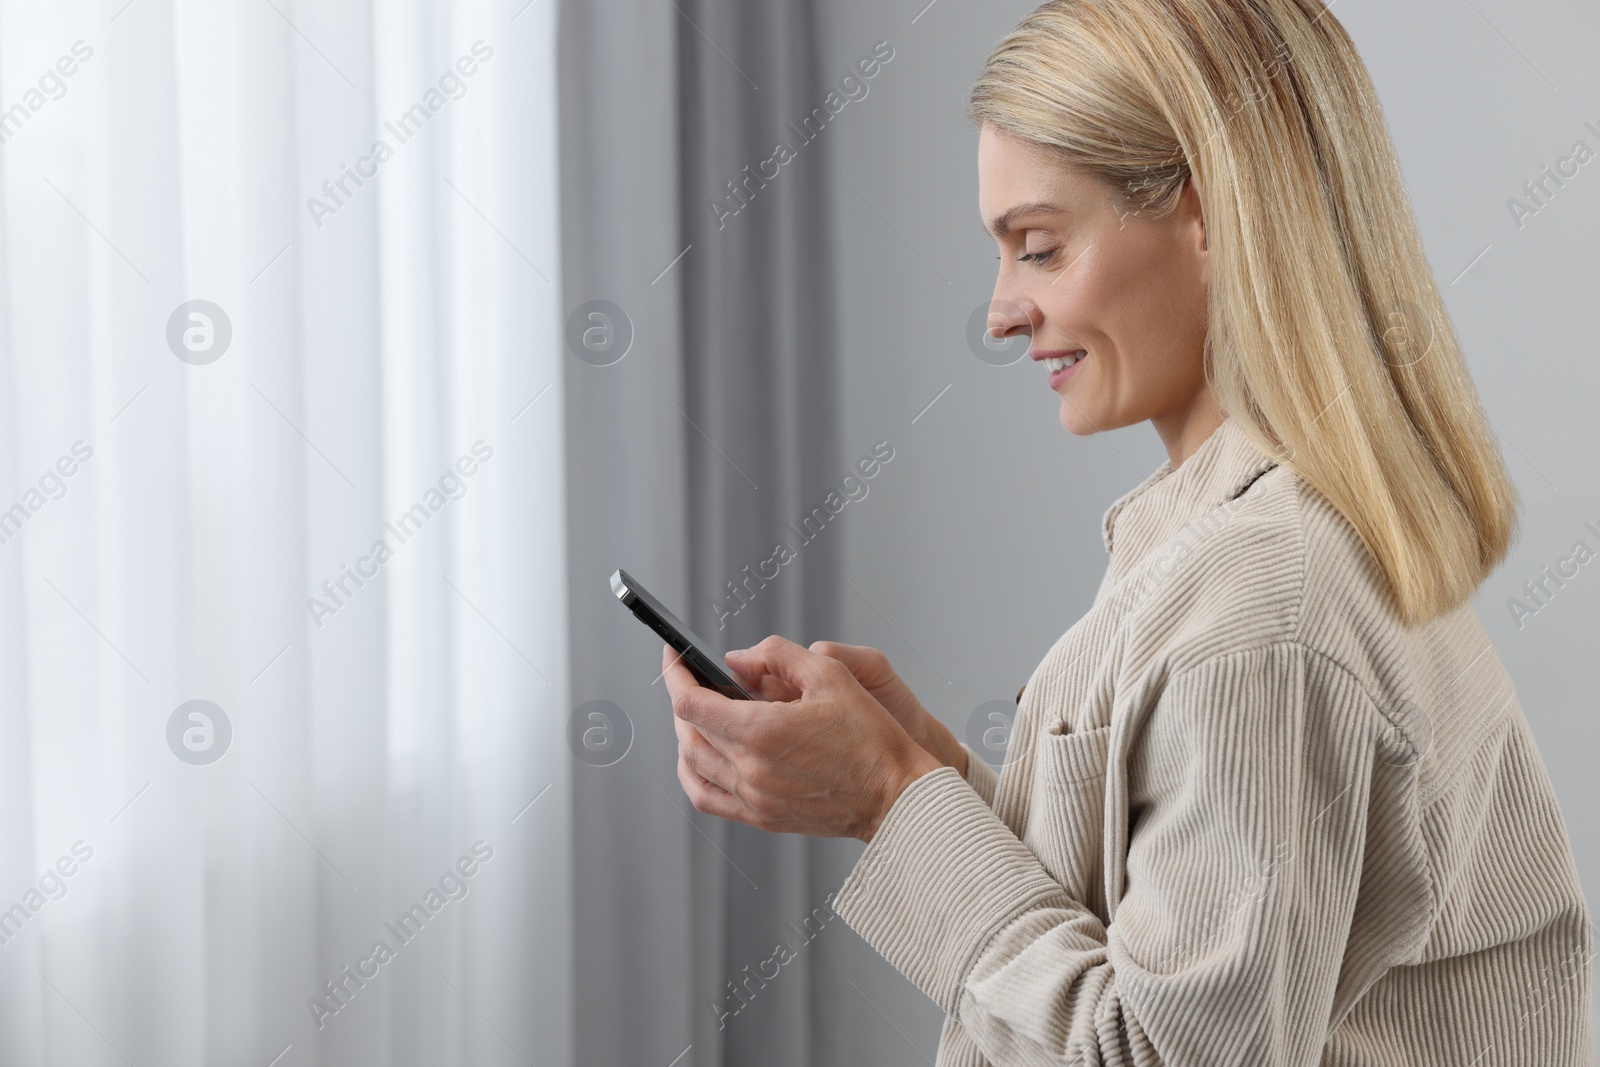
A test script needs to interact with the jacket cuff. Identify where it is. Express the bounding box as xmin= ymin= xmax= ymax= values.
xmin=960 ymin=742 xmax=999 ymax=805
xmin=830 ymin=766 xmax=1068 ymax=1014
